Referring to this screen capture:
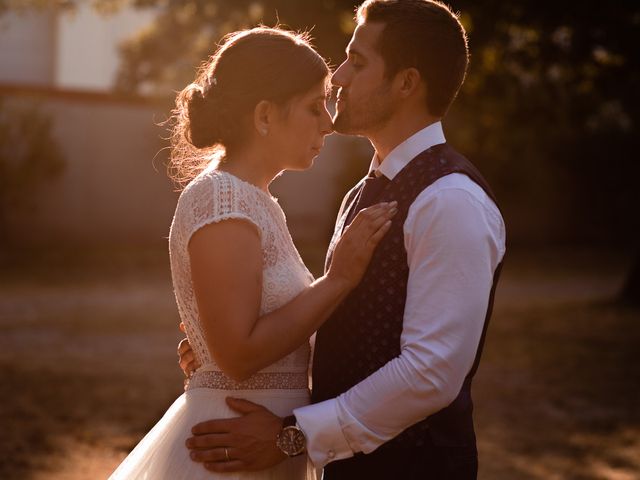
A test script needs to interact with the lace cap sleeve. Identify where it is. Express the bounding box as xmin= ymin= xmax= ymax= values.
xmin=175 ymin=170 xmax=261 ymax=246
